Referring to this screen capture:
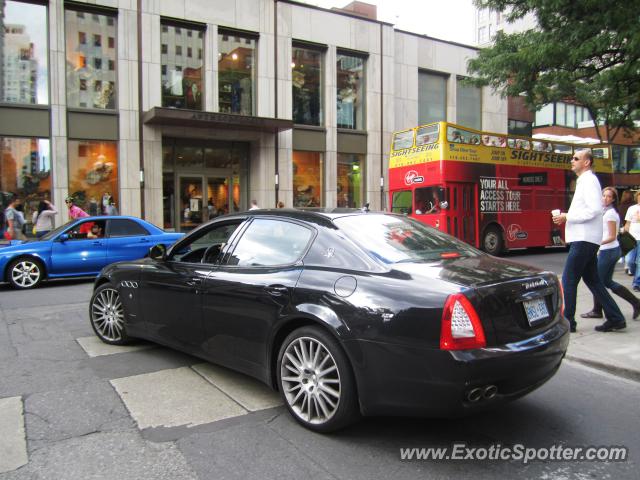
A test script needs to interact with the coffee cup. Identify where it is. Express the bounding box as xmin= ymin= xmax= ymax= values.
xmin=551 ymin=209 xmax=560 ymax=217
